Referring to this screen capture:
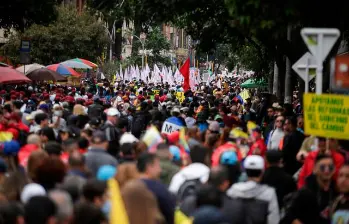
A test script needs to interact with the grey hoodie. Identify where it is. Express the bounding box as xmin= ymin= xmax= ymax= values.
xmin=226 ymin=181 xmax=280 ymax=224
